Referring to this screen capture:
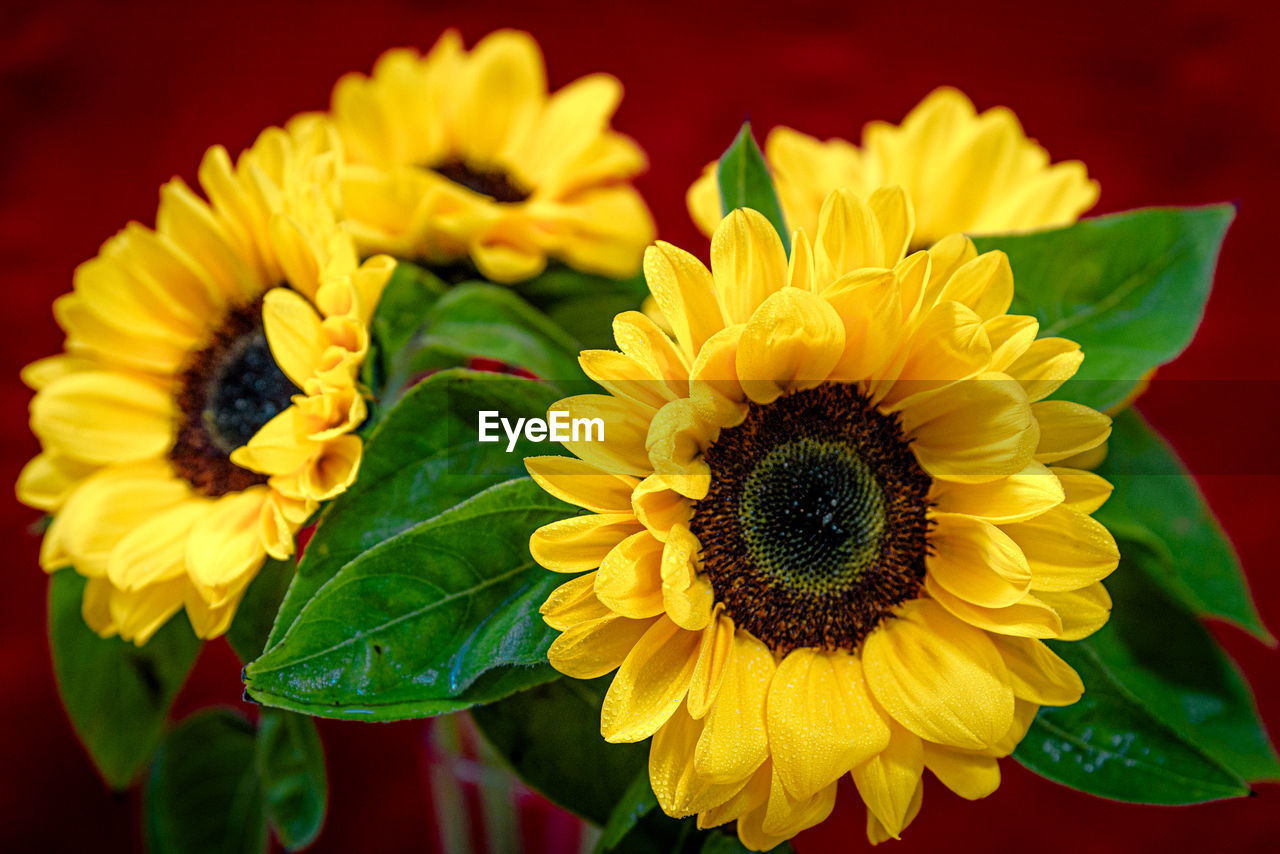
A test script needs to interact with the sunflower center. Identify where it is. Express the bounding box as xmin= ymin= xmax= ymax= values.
xmin=691 ymin=383 xmax=932 ymax=654
xmin=169 ymin=297 xmax=299 ymax=497
xmin=431 ymin=158 xmax=530 ymax=203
